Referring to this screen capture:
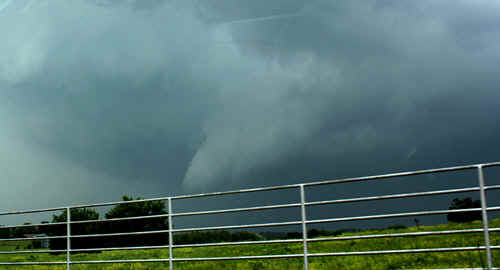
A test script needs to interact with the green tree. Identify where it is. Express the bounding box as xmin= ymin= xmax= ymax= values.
xmin=52 ymin=208 xmax=99 ymax=223
xmin=105 ymin=196 xmax=167 ymax=231
xmin=103 ymin=196 xmax=169 ymax=247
